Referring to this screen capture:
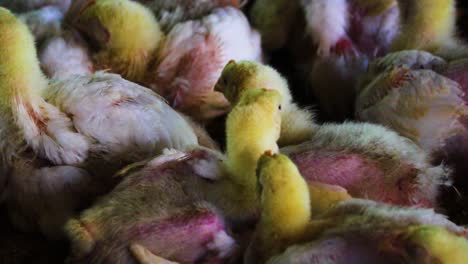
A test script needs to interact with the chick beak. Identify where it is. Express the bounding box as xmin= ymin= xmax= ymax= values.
xmin=264 ymin=150 xmax=275 ymax=157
